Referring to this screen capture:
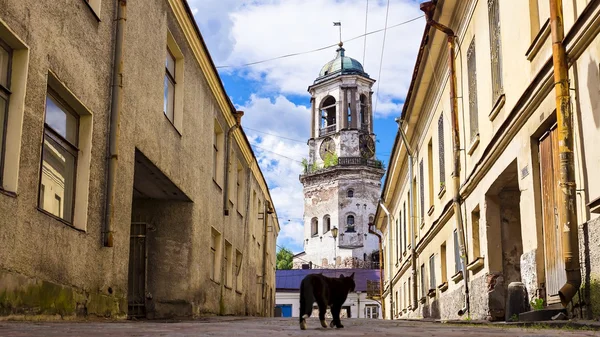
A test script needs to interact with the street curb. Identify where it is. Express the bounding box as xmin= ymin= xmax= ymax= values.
xmin=392 ymin=318 xmax=600 ymax=331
